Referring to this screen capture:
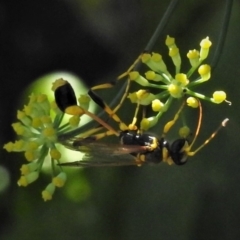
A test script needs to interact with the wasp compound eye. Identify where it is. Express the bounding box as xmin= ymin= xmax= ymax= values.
xmin=53 ymin=79 xmax=77 ymax=112
xmin=170 ymin=139 xmax=188 ymax=165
